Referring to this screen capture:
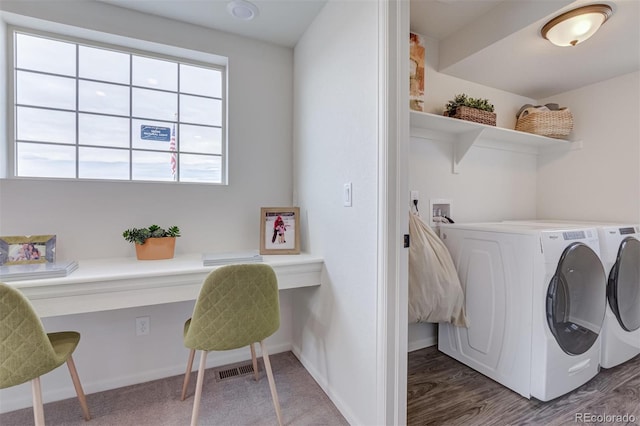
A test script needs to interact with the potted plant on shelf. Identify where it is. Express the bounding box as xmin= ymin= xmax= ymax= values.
xmin=444 ymin=93 xmax=496 ymax=126
xmin=122 ymin=225 xmax=181 ymax=260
